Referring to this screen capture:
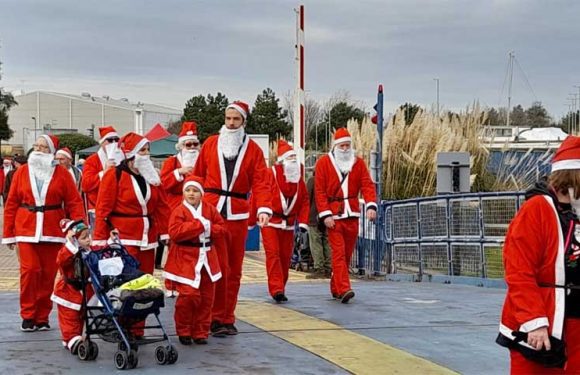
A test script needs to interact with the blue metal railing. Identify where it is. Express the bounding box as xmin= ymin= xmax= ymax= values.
xmin=353 ymin=191 xmax=525 ymax=285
